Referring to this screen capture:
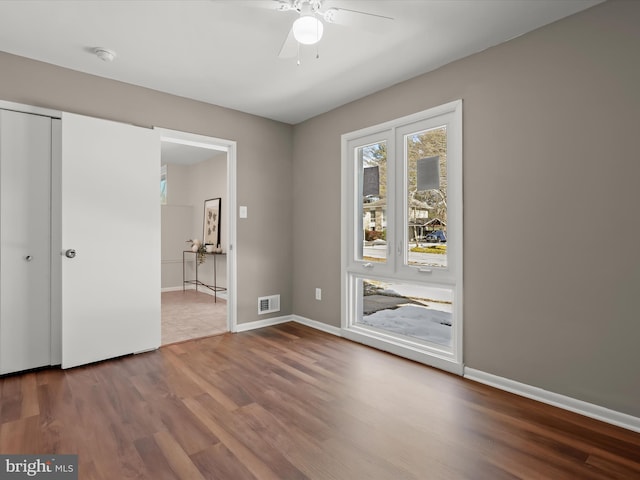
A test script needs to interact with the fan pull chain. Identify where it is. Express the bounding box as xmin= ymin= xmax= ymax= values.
xmin=297 ymin=42 xmax=301 ymax=66
xmin=315 ymin=16 xmax=320 ymax=59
